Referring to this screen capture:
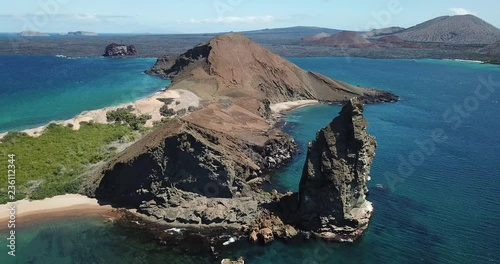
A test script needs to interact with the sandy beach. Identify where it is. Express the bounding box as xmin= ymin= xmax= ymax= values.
xmin=0 ymin=88 xmax=200 ymax=139
xmin=270 ymin=99 xmax=319 ymax=114
xmin=0 ymin=194 xmax=117 ymax=225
